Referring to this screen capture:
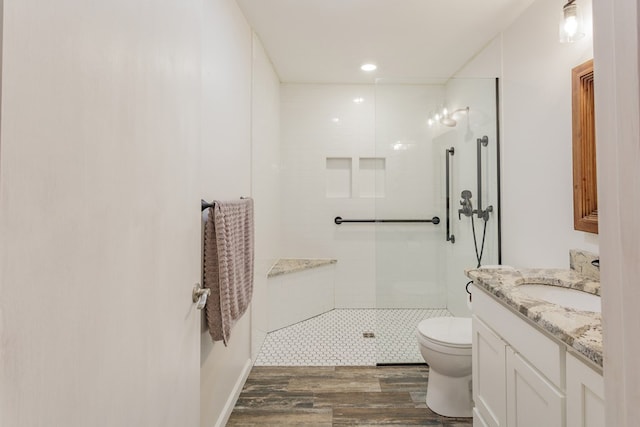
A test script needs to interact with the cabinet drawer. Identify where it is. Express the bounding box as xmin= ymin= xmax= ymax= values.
xmin=472 ymin=285 xmax=564 ymax=388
